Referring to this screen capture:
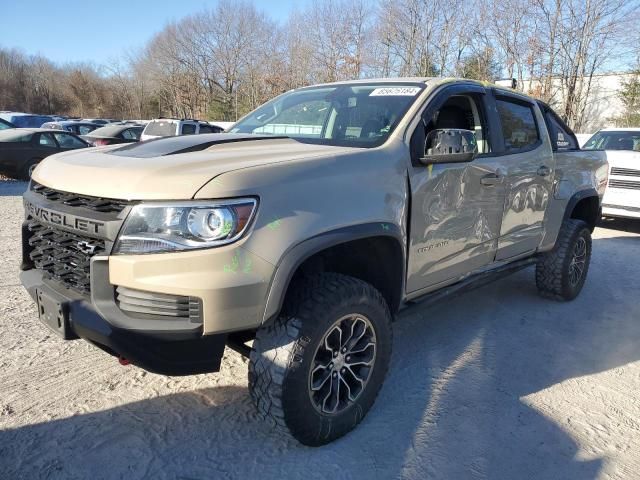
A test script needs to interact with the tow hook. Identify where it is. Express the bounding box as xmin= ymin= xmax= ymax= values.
xmin=118 ymin=357 xmax=130 ymax=366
